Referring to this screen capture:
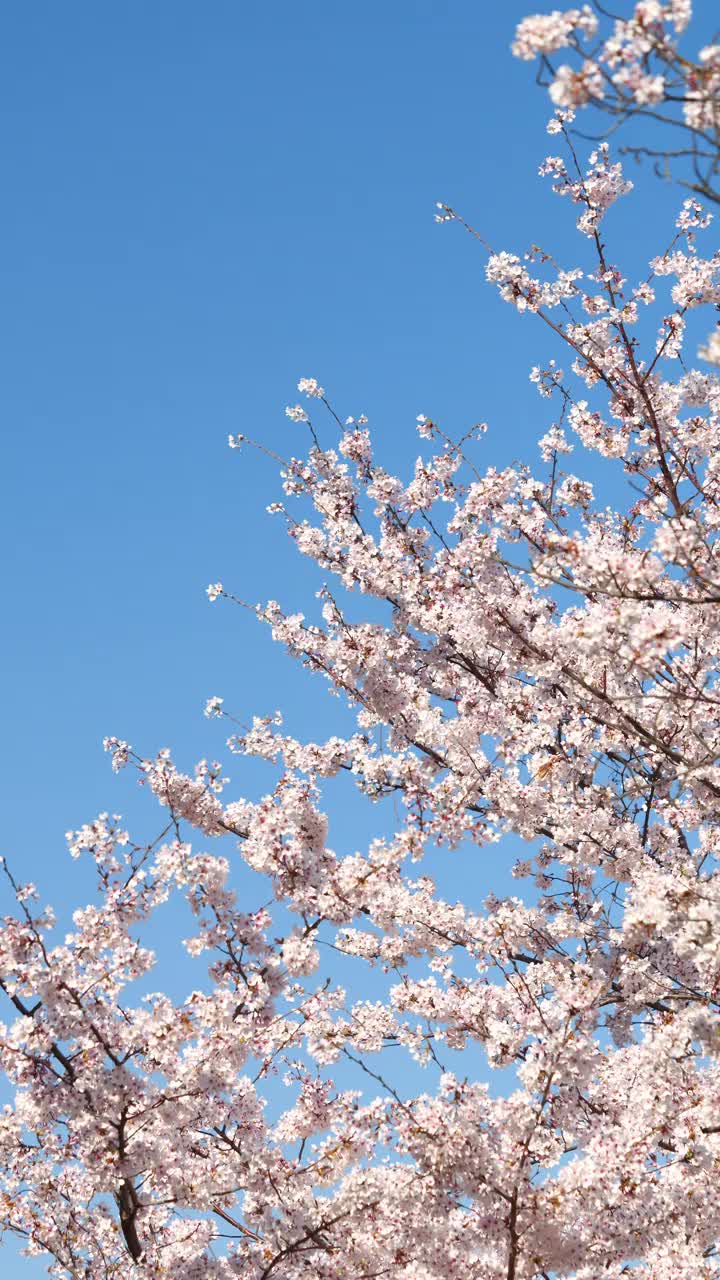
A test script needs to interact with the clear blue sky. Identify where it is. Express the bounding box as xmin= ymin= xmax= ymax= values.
xmin=0 ymin=2 xmax=716 ymax=1270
